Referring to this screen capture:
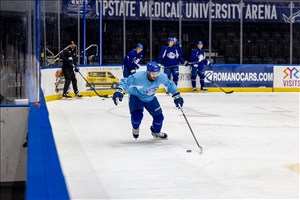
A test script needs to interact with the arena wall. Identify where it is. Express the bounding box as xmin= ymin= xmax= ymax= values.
xmin=41 ymin=65 xmax=300 ymax=101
